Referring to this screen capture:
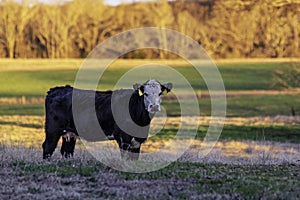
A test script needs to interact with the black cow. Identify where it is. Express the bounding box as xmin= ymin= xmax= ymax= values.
xmin=42 ymin=80 xmax=172 ymax=160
